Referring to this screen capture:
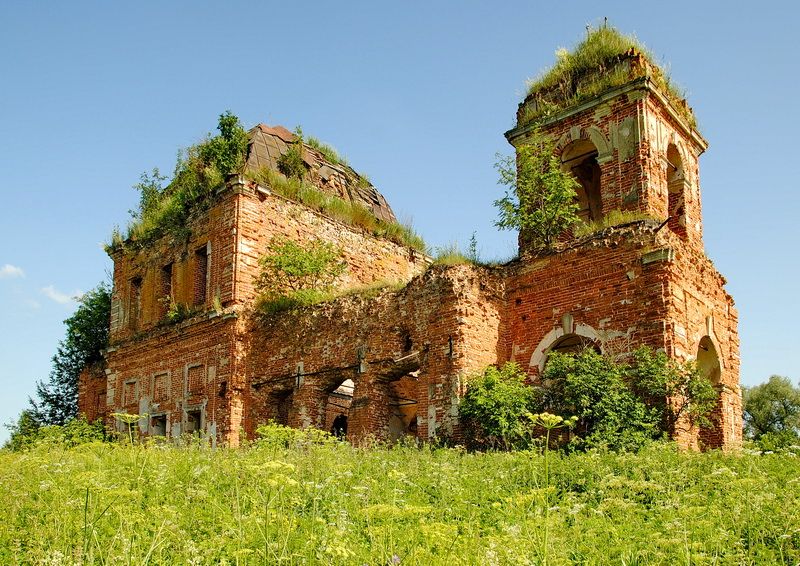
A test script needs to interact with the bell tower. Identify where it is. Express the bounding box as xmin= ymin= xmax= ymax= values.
xmin=502 ymin=27 xmax=742 ymax=449
xmin=505 ymin=32 xmax=708 ymax=251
